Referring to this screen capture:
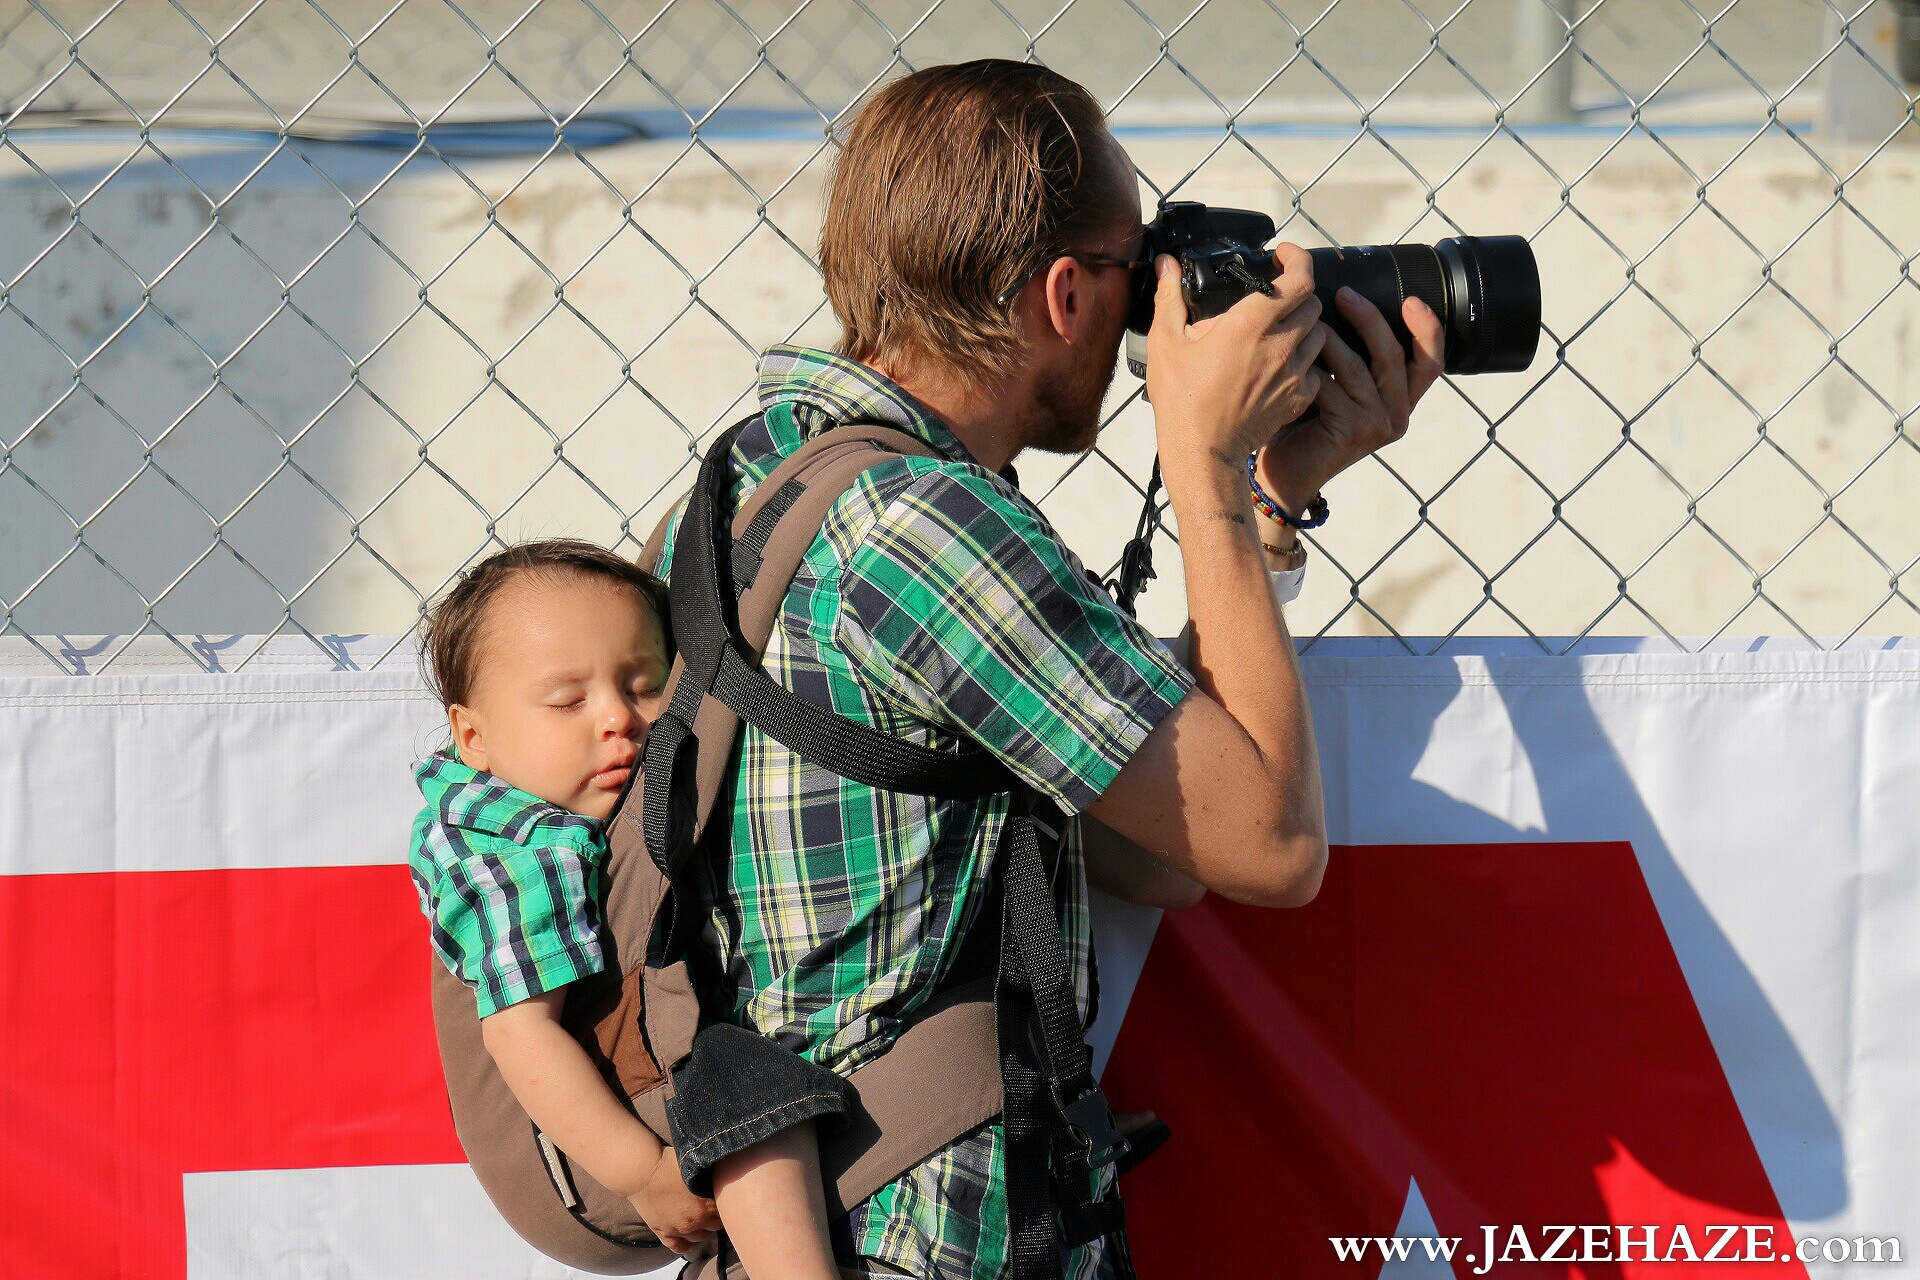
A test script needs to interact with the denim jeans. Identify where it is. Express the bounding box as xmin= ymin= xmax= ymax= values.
xmin=664 ymin=1020 xmax=853 ymax=1195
